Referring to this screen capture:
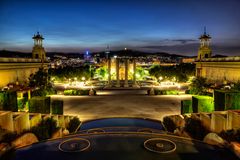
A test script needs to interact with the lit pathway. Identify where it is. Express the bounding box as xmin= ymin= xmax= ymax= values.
xmin=51 ymin=90 xmax=191 ymax=122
